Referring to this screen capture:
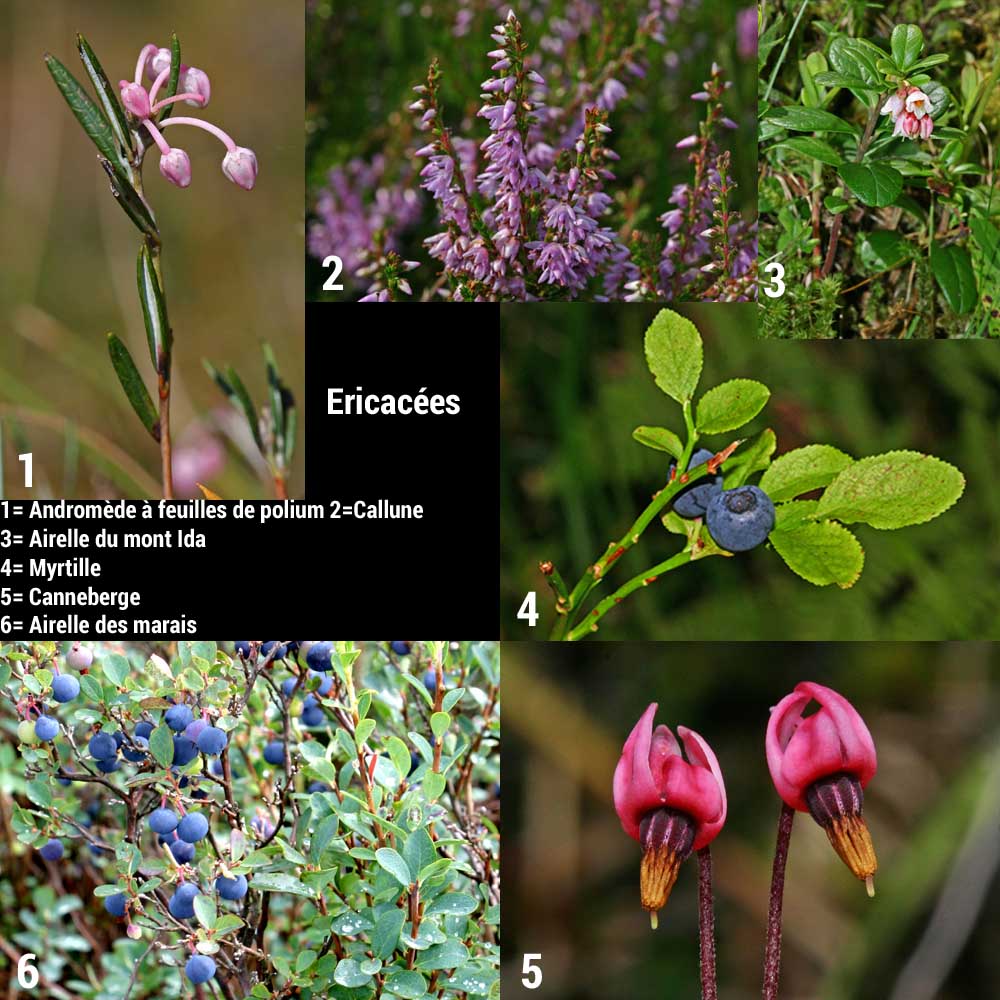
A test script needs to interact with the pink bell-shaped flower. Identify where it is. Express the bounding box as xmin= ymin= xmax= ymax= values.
xmin=179 ymin=66 xmax=211 ymax=107
xmin=221 ymin=146 xmax=258 ymax=190
xmin=766 ymin=681 xmax=878 ymax=892
xmin=159 ymin=147 xmax=192 ymax=188
xmin=614 ymin=703 xmax=726 ymax=924
xmin=119 ymin=81 xmax=151 ymax=119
